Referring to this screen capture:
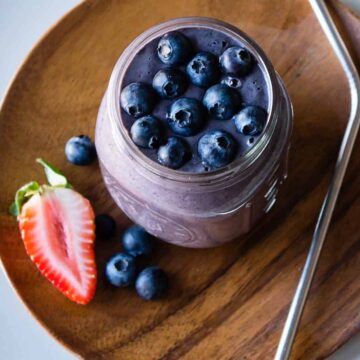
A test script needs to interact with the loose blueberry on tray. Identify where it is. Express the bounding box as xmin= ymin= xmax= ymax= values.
xmin=135 ymin=266 xmax=169 ymax=300
xmin=130 ymin=115 xmax=163 ymax=149
xmin=95 ymin=214 xmax=116 ymax=240
xmin=167 ymin=98 xmax=206 ymax=136
xmin=198 ymin=130 xmax=237 ymax=170
xmin=233 ymin=105 xmax=267 ymax=136
xmin=120 ymin=82 xmax=157 ymax=118
xmin=106 ymin=253 xmax=137 ymax=287
xmin=157 ymin=136 xmax=191 ymax=169
xmin=186 ymin=51 xmax=220 ymax=88
xmin=65 ymin=135 xmax=97 ymax=166
xmin=122 ymin=225 xmax=154 ymax=257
